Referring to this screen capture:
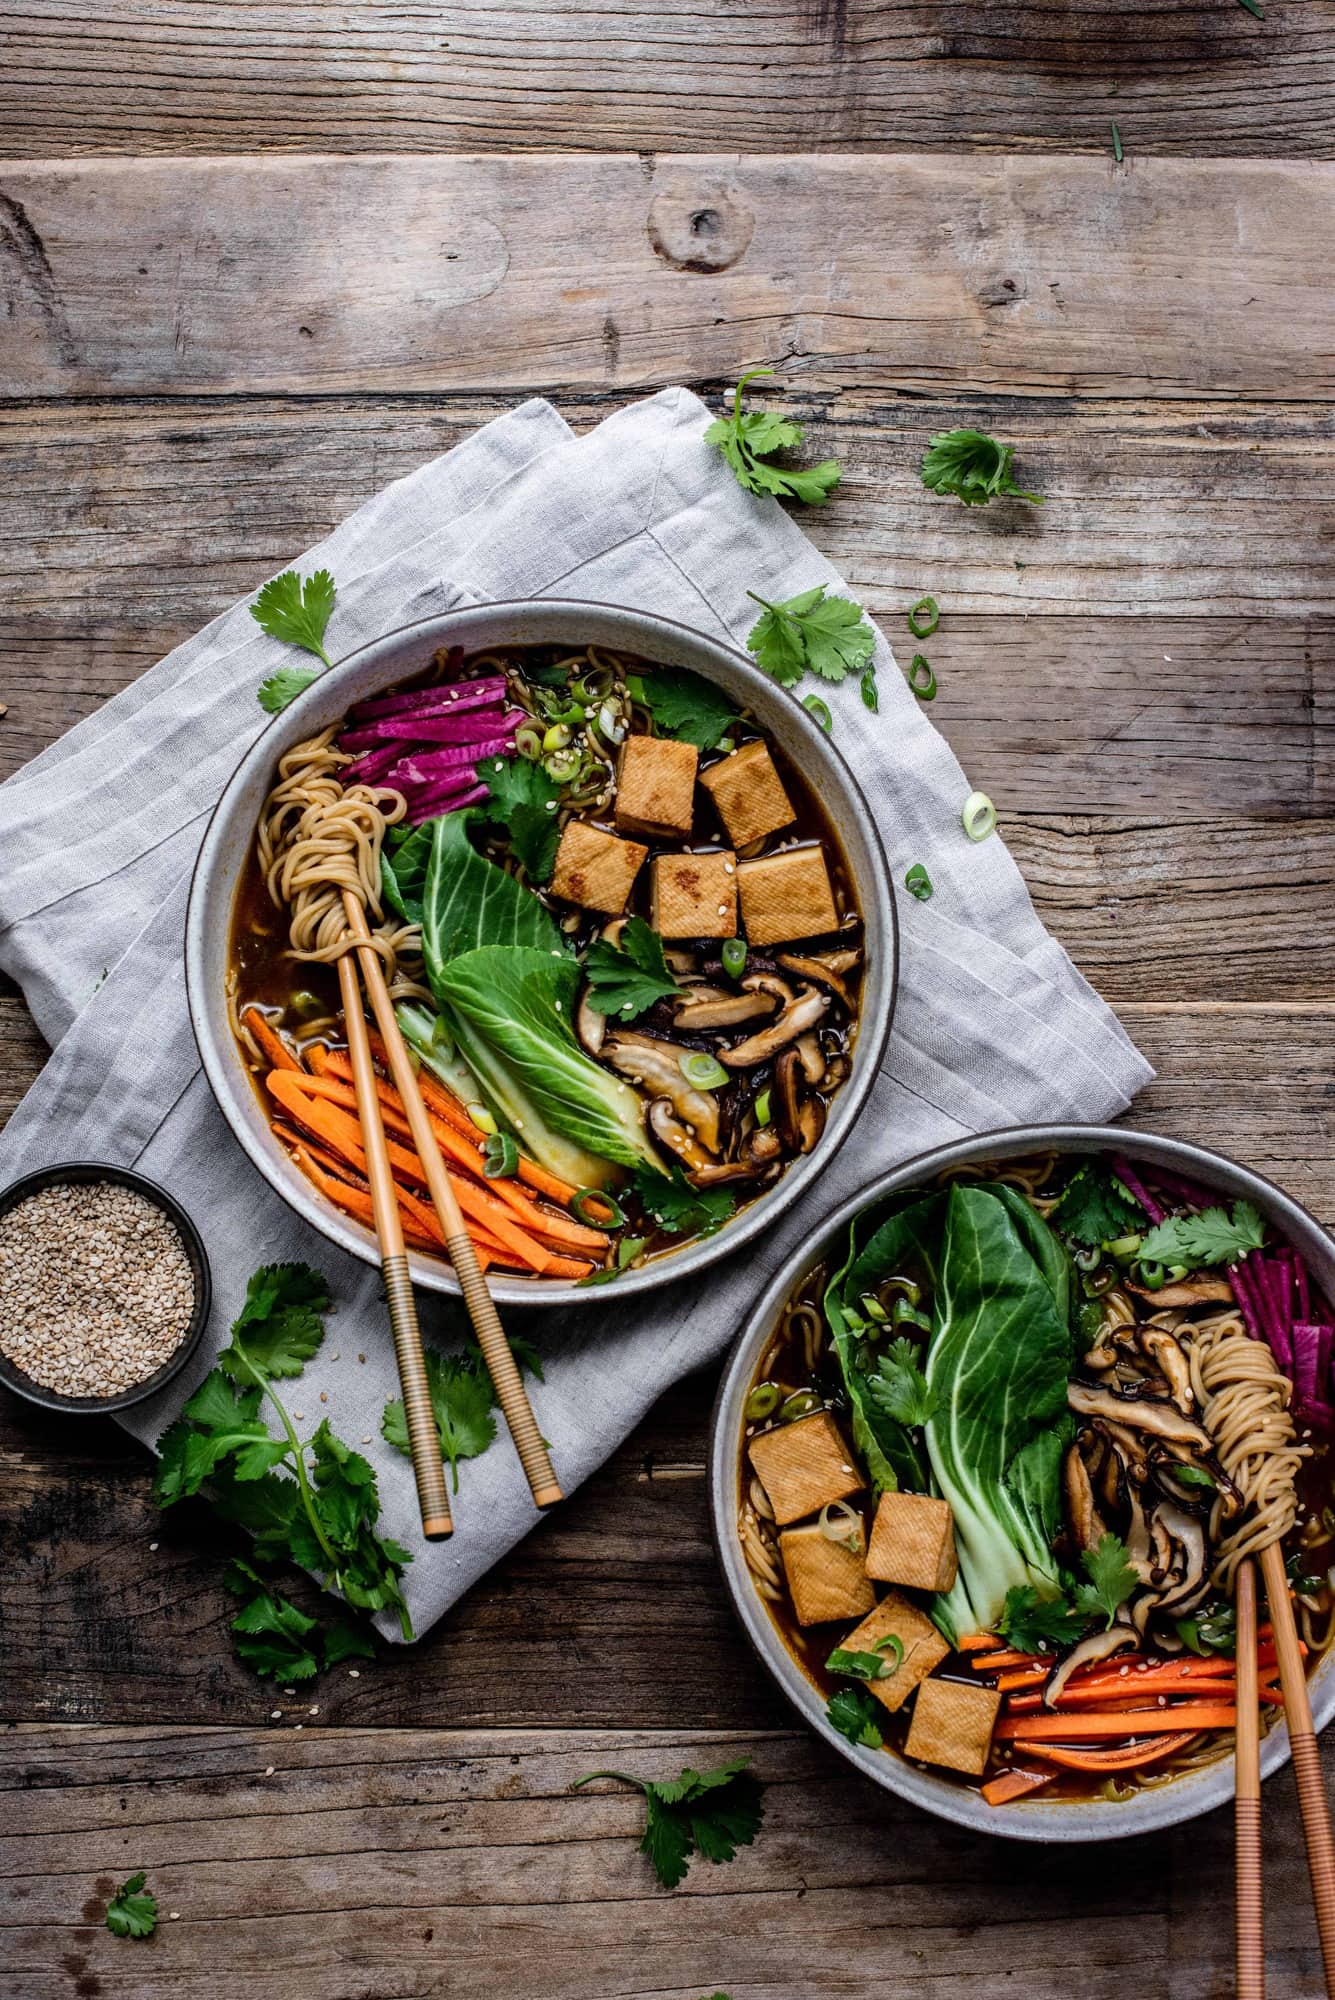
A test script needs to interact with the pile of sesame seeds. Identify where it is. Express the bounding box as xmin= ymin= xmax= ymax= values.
xmin=0 ymin=1180 xmax=196 ymax=1399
